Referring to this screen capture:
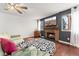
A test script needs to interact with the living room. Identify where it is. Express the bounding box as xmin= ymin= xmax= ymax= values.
xmin=0 ymin=3 xmax=79 ymax=56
